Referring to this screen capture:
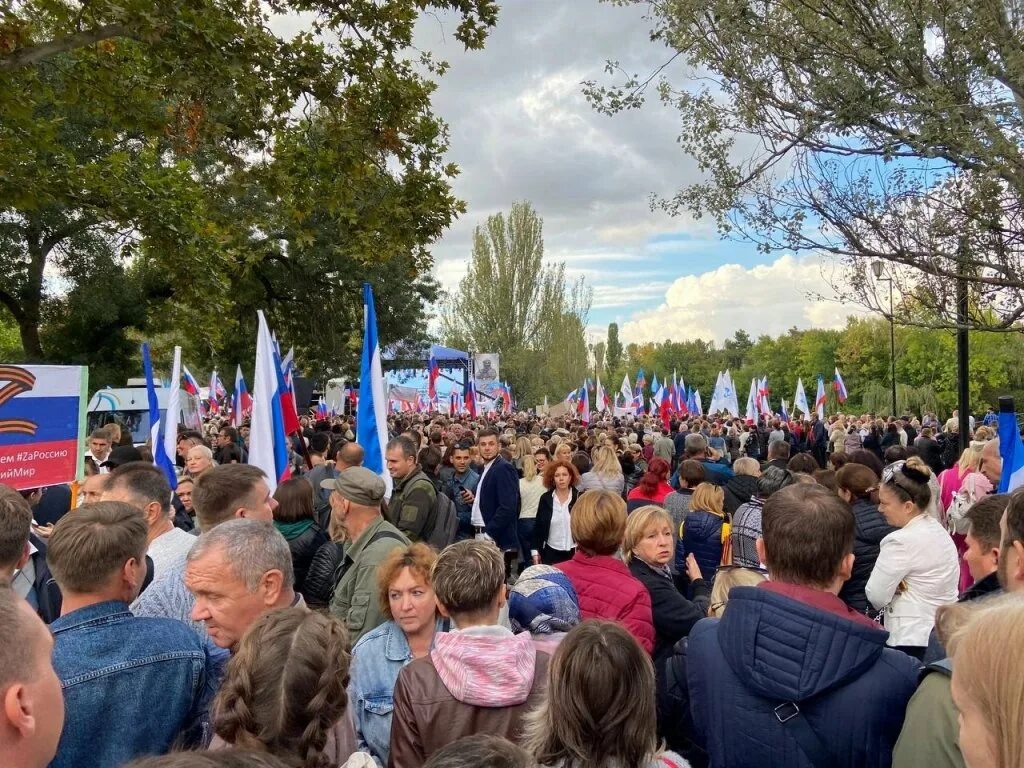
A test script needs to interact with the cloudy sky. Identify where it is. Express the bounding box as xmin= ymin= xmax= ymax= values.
xmin=334 ymin=2 xmax=854 ymax=346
